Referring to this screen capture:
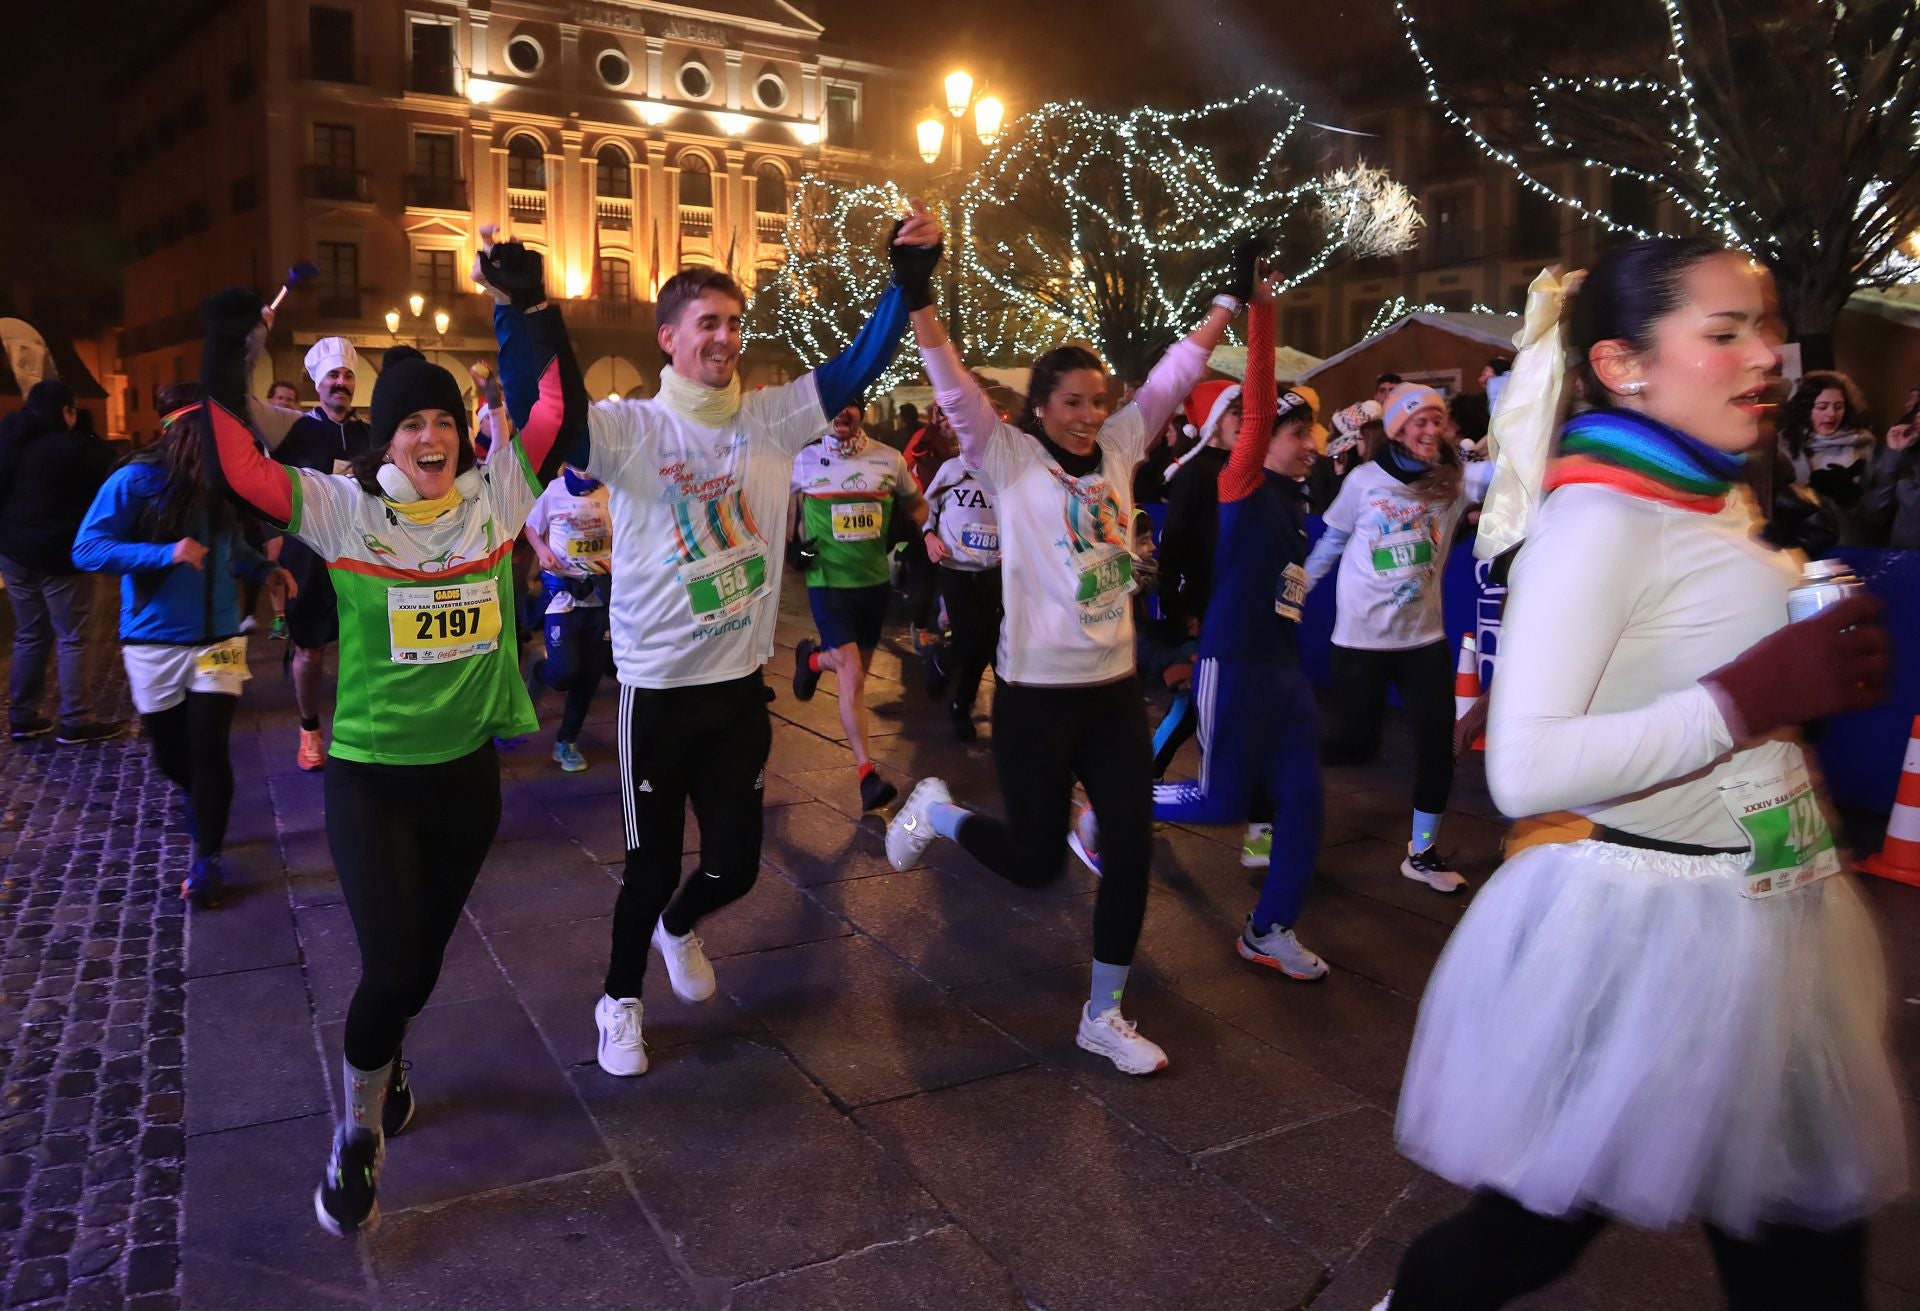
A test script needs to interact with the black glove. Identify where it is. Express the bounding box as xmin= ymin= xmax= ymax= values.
xmin=786 ymin=536 xmax=820 ymax=574
xmin=476 ymin=240 xmax=549 ymax=310
xmin=887 ymin=219 xmax=943 ymax=313
xmin=202 ymin=288 xmax=266 ymax=345
xmin=1211 ymin=233 xmax=1267 ymax=305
